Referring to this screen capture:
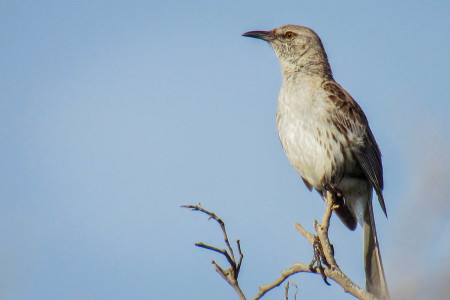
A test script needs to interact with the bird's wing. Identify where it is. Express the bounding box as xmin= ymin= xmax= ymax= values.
xmin=321 ymin=81 xmax=386 ymax=215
